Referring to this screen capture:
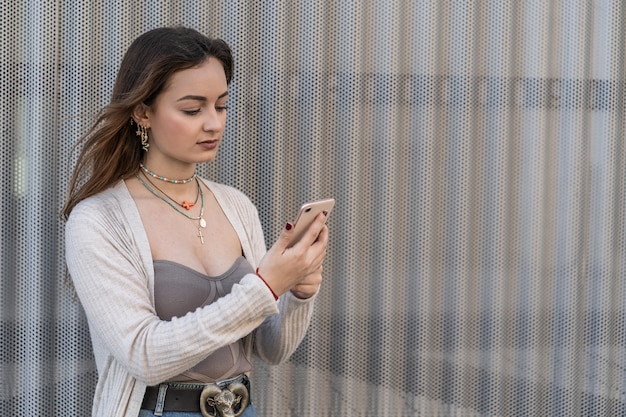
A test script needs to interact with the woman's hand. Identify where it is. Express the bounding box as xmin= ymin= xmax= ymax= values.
xmin=290 ymin=268 xmax=324 ymax=299
xmin=256 ymin=212 xmax=329 ymax=298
